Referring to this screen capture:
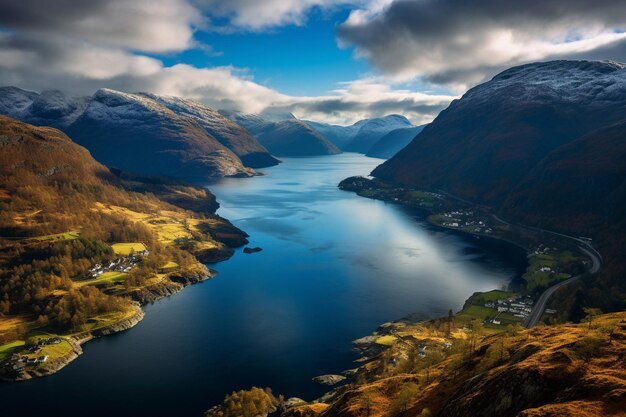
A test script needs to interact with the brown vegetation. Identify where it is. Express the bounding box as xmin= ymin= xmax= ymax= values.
xmin=290 ymin=313 xmax=626 ymax=417
xmin=0 ymin=116 xmax=246 ymax=349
